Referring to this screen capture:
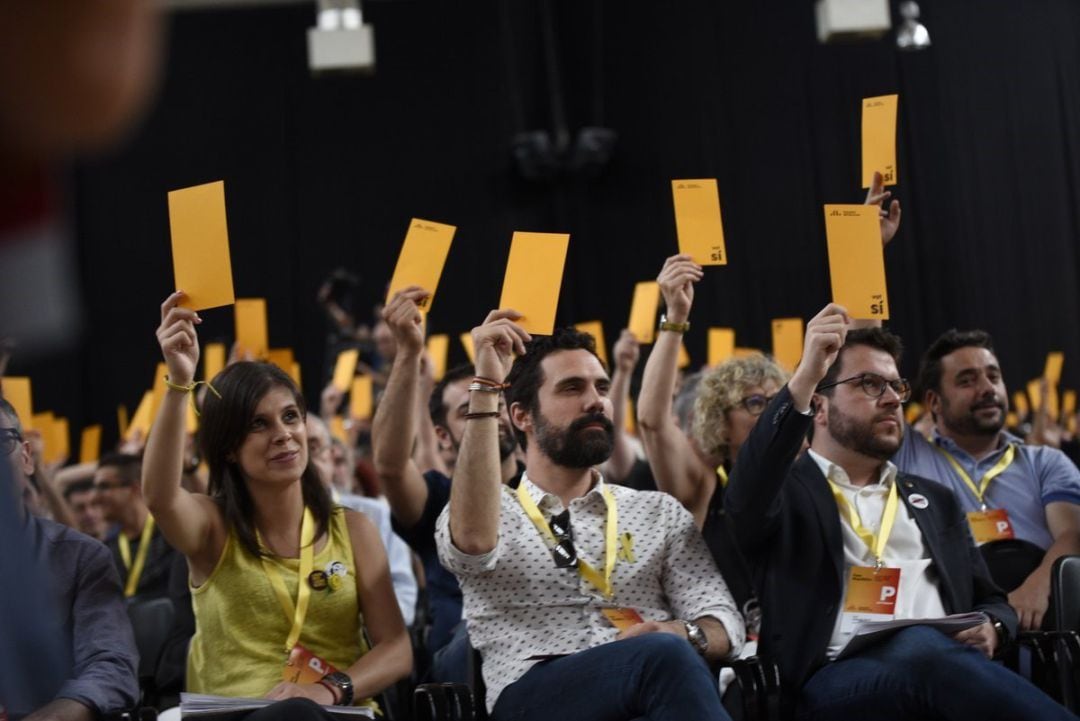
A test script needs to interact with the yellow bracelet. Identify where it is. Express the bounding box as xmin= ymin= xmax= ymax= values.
xmin=164 ymin=376 xmax=222 ymax=416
